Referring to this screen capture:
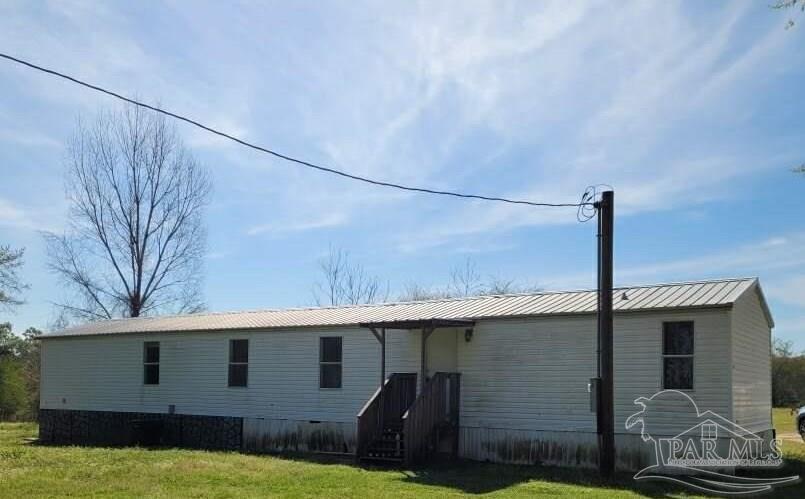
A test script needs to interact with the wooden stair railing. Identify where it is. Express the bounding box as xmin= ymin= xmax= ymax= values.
xmin=356 ymin=373 xmax=417 ymax=460
xmin=402 ymin=372 xmax=461 ymax=465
